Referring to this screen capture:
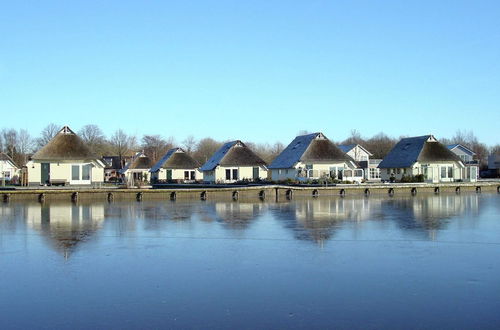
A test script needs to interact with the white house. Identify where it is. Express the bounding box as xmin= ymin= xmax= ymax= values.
xmin=150 ymin=148 xmax=202 ymax=182
xmin=0 ymin=152 xmax=20 ymax=183
xmin=121 ymin=152 xmax=152 ymax=185
xmin=268 ymin=132 xmax=360 ymax=182
xmin=338 ymin=144 xmax=381 ymax=181
xmin=447 ymin=144 xmax=479 ymax=180
xmin=200 ymin=141 xmax=268 ymax=183
xmin=447 ymin=144 xmax=476 ymax=164
xmin=26 ymin=126 xmax=105 ymax=186
xmin=378 ymin=135 xmax=472 ymax=183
